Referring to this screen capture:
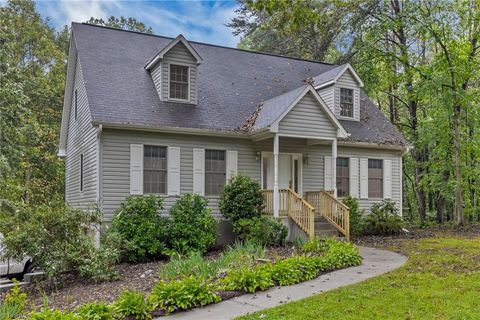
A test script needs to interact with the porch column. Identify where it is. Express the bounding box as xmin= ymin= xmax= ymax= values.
xmin=332 ymin=138 xmax=337 ymax=197
xmin=273 ymin=134 xmax=279 ymax=218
